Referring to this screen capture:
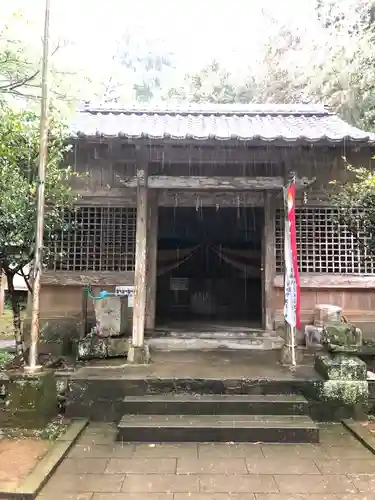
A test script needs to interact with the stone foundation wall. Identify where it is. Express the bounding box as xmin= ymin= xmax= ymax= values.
xmin=23 ymin=284 xmax=95 ymax=355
